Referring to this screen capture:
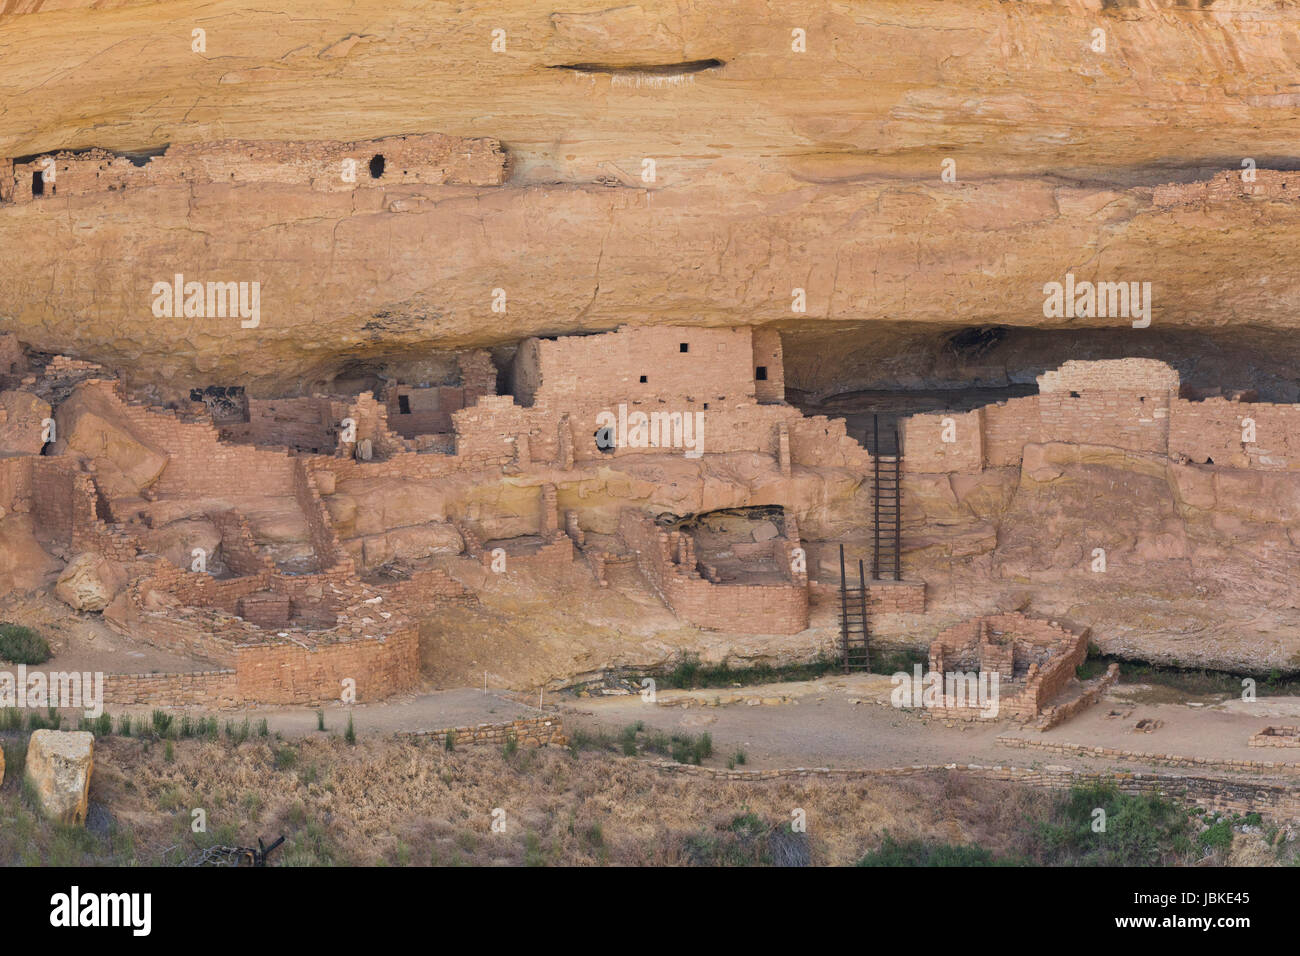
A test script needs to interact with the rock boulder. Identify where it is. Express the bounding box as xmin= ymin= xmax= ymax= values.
xmin=25 ymin=730 xmax=94 ymax=826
